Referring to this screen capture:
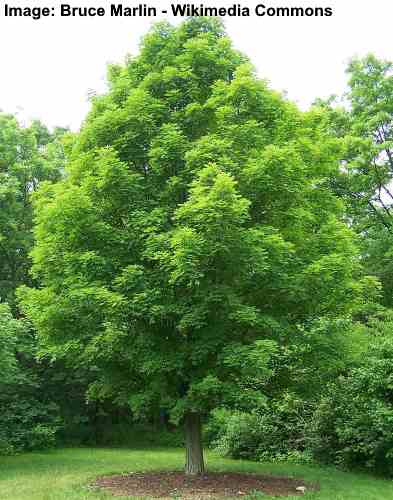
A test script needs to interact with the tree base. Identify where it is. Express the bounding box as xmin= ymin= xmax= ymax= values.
xmin=185 ymin=412 xmax=205 ymax=475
